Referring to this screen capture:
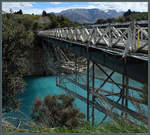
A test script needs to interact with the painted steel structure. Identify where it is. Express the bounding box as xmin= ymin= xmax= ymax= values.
xmin=38 ymin=21 xmax=148 ymax=126
xmin=39 ymin=20 xmax=148 ymax=55
xmin=38 ymin=21 xmax=148 ymax=84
